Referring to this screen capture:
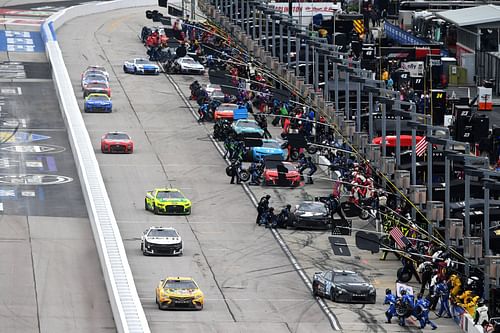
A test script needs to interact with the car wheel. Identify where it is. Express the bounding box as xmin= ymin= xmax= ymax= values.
xmin=359 ymin=209 xmax=371 ymax=220
xmin=239 ymin=170 xmax=250 ymax=182
xmin=153 ymin=204 xmax=159 ymax=215
xmin=159 ymin=302 xmax=168 ymax=310
xmin=198 ymin=303 xmax=204 ymax=311
xmin=123 ymin=65 xmax=127 ymax=73
xmin=330 ymin=288 xmax=336 ymax=302
xmin=312 ymin=283 xmax=319 ymax=297
xmin=140 ymin=243 xmax=143 ymax=251
xmin=145 ymin=199 xmax=149 ymax=211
